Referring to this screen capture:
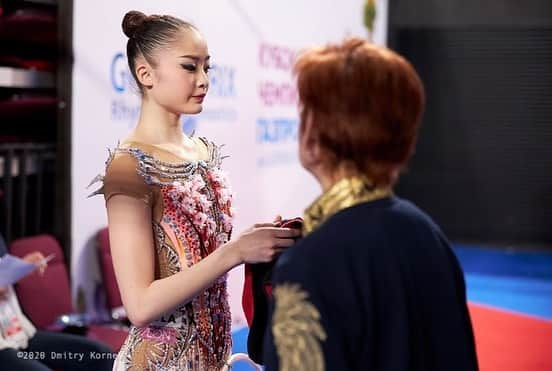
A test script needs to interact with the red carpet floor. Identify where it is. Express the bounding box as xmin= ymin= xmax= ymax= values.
xmin=469 ymin=303 xmax=552 ymax=371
